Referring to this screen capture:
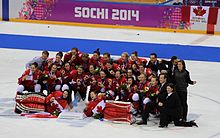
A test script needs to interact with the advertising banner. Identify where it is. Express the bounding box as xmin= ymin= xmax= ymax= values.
xmin=16 ymin=0 xmax=186 ymax=29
